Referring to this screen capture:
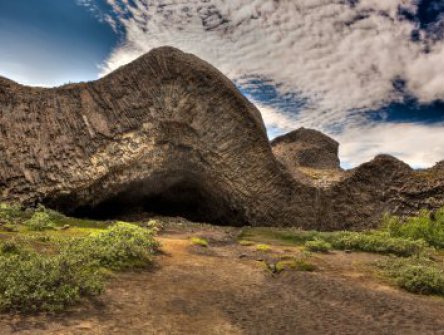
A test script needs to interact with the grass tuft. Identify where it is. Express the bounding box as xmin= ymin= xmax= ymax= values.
xmin=305 ymin=239 xmax=331 ymax=253
xmin=24 ymin=211 xmax=55 ymax=232
xmin=256 ymin=244 xmax=272 ymax=252
xmin=190 ymin=237 xmax=209 ymax=247
xmin=275 ymin=258 xmax=316 ymax=272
